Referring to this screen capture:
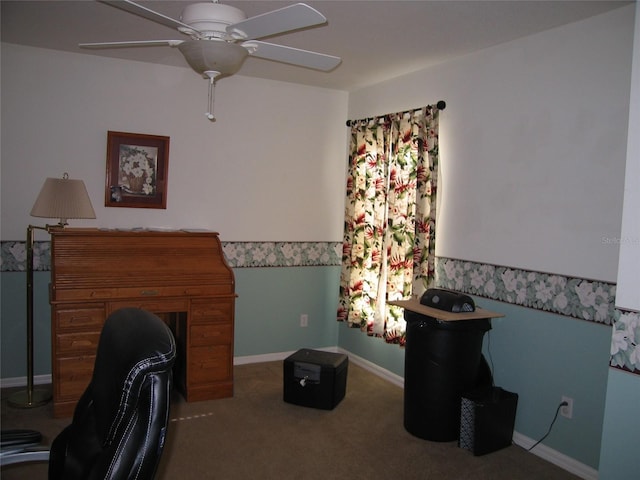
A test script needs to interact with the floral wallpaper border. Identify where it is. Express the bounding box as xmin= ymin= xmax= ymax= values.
xmin=436 ymin=257 xmax=617 ymax=324
xmin=610 ymin=309 xmax=640 ymax=375
xmin=222 ymin=241 xmax=342 ymax=268
xmin=2 ymin=241 xmax=637 ymax=374
xmin=436 ymin=257 xmax=639 ymax=375
xmin=0 ymin=240 xmax=342 ymax=272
